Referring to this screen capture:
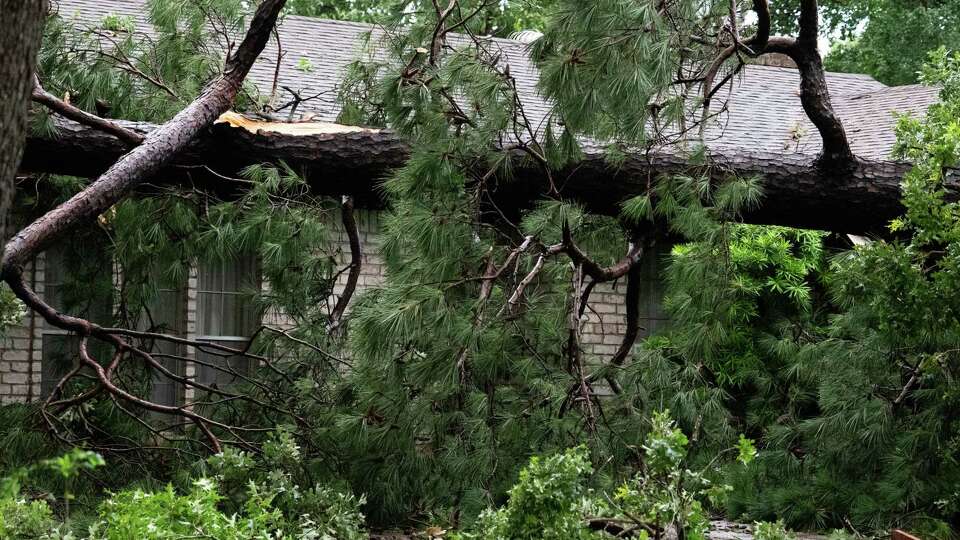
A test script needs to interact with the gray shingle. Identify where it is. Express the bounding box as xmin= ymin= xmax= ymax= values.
xmin=53 ymin=0 xmax=940 ymax=163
